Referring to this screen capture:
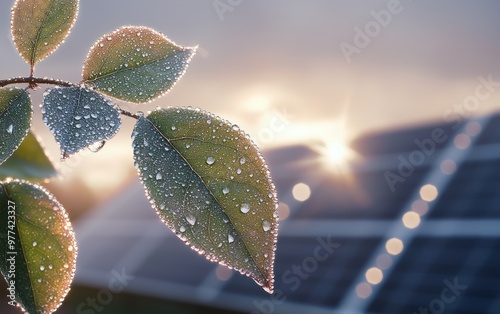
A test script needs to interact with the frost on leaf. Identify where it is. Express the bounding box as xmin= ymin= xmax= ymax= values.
xmin=0 ymin=131 xmax=57 ymax=181
xmin=0 ymin=180 xmax=77 ymax=314
xmin=11 ymin=0 xmax=79 ymax=66
xmin=41 ymin=86 xmax=121 ymax=159
xmin=0 ymin=88 xmax=32 ymax=165
xmin=82 ymin=26 xmax=196 ymax=103
xmin=132 ymin=107 xmax=279 ymax=293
